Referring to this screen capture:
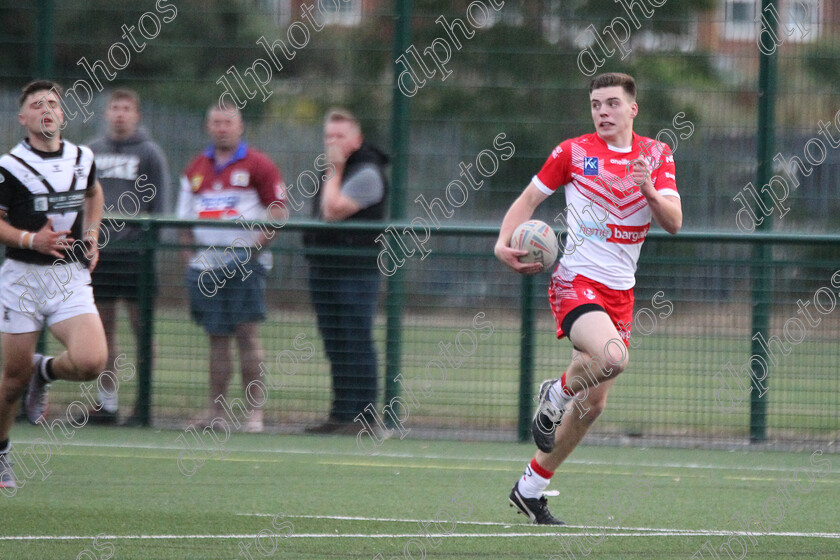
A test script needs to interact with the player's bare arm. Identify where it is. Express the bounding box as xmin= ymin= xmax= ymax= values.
xmin=83 ymin=180 xmax=105 ymax=271
xmin=495 ymin=182 xmax=550 ymax=275
xmin=631 ymin=160 xmax=682 ymax=234
xmin=0 ymin=210 xmax=72 ymax=259
xmin=646 ymin=194 xmax=682 ymax=234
